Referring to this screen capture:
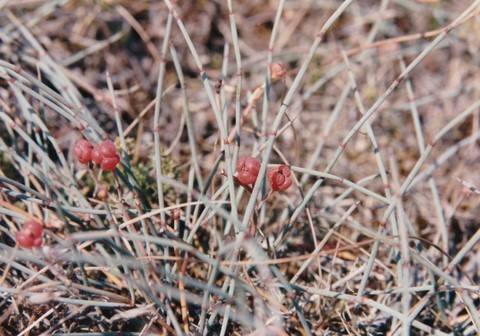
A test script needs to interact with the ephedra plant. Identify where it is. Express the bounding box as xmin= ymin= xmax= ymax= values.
xmin=1 ymin=1 xmax=480 ymax=335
